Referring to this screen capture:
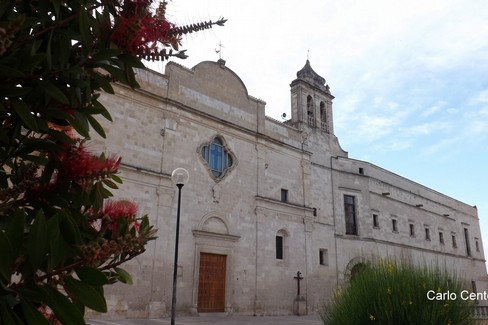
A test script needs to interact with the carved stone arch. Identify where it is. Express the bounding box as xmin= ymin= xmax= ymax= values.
xmin=344 ymin=256 xmax=368 ymax=281
xmin=276 ymin=228 xmax=290 ymax=237
xmin=197 ymin=212 xmax=230 ymax=235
